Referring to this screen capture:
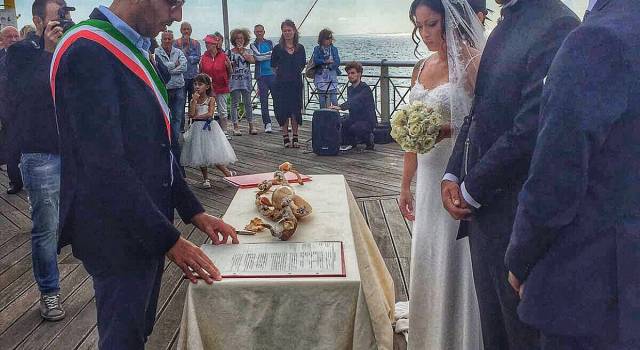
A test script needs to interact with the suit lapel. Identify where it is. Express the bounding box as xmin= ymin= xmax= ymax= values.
xmin=594 ymin=0 xmax=614 ymax=12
